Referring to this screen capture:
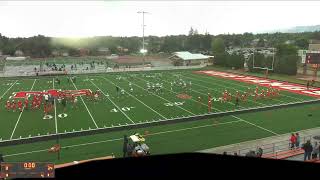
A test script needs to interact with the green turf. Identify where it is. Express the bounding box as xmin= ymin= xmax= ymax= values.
xmin=0 ymin=68 xmax=319 ymax=164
